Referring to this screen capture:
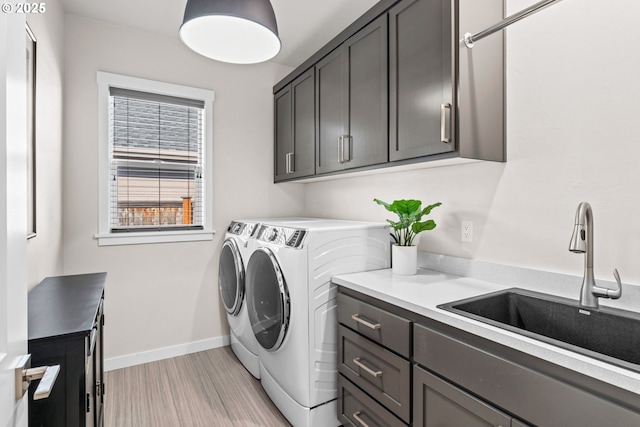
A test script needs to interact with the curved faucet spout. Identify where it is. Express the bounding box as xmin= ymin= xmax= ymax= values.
xmin=568 ymin=202 xmax=621 ymax=308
